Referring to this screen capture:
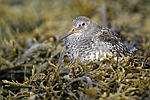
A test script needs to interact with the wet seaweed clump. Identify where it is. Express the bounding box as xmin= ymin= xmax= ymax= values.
xmin=0 ymin=32 xmax=150 ymax=100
